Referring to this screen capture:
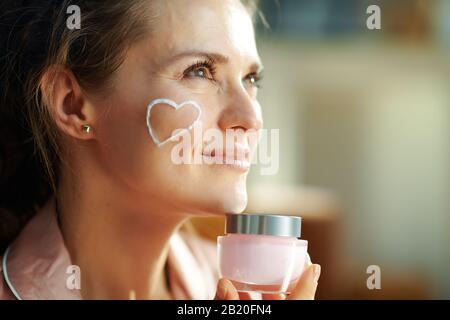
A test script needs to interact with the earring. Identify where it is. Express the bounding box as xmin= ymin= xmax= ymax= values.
xmin=82 ymin=124 xmax=91 ymax=133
